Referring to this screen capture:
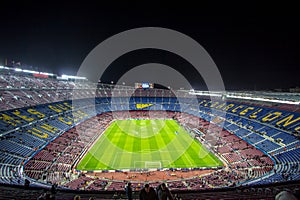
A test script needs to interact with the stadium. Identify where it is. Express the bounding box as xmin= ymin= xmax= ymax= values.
xmin=0 ymin=66 xmax=299 ymax=199
xmin=1 ymin=2 xmax=300 ymax=199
